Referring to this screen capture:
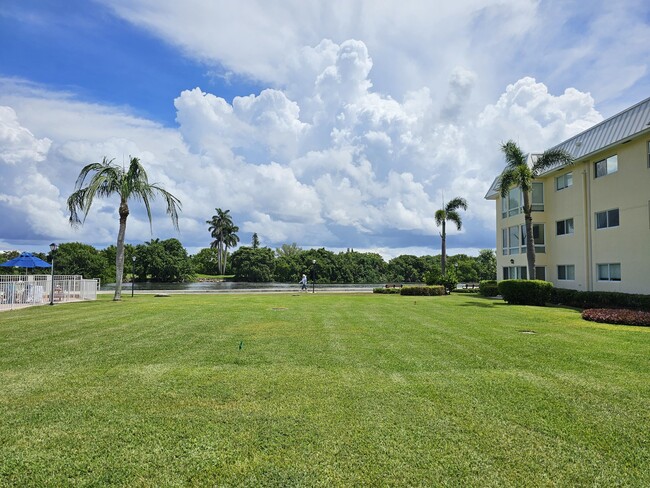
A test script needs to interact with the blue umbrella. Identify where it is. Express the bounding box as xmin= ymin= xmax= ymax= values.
xmin=0 ymin=252 xmax=51 ymax=275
